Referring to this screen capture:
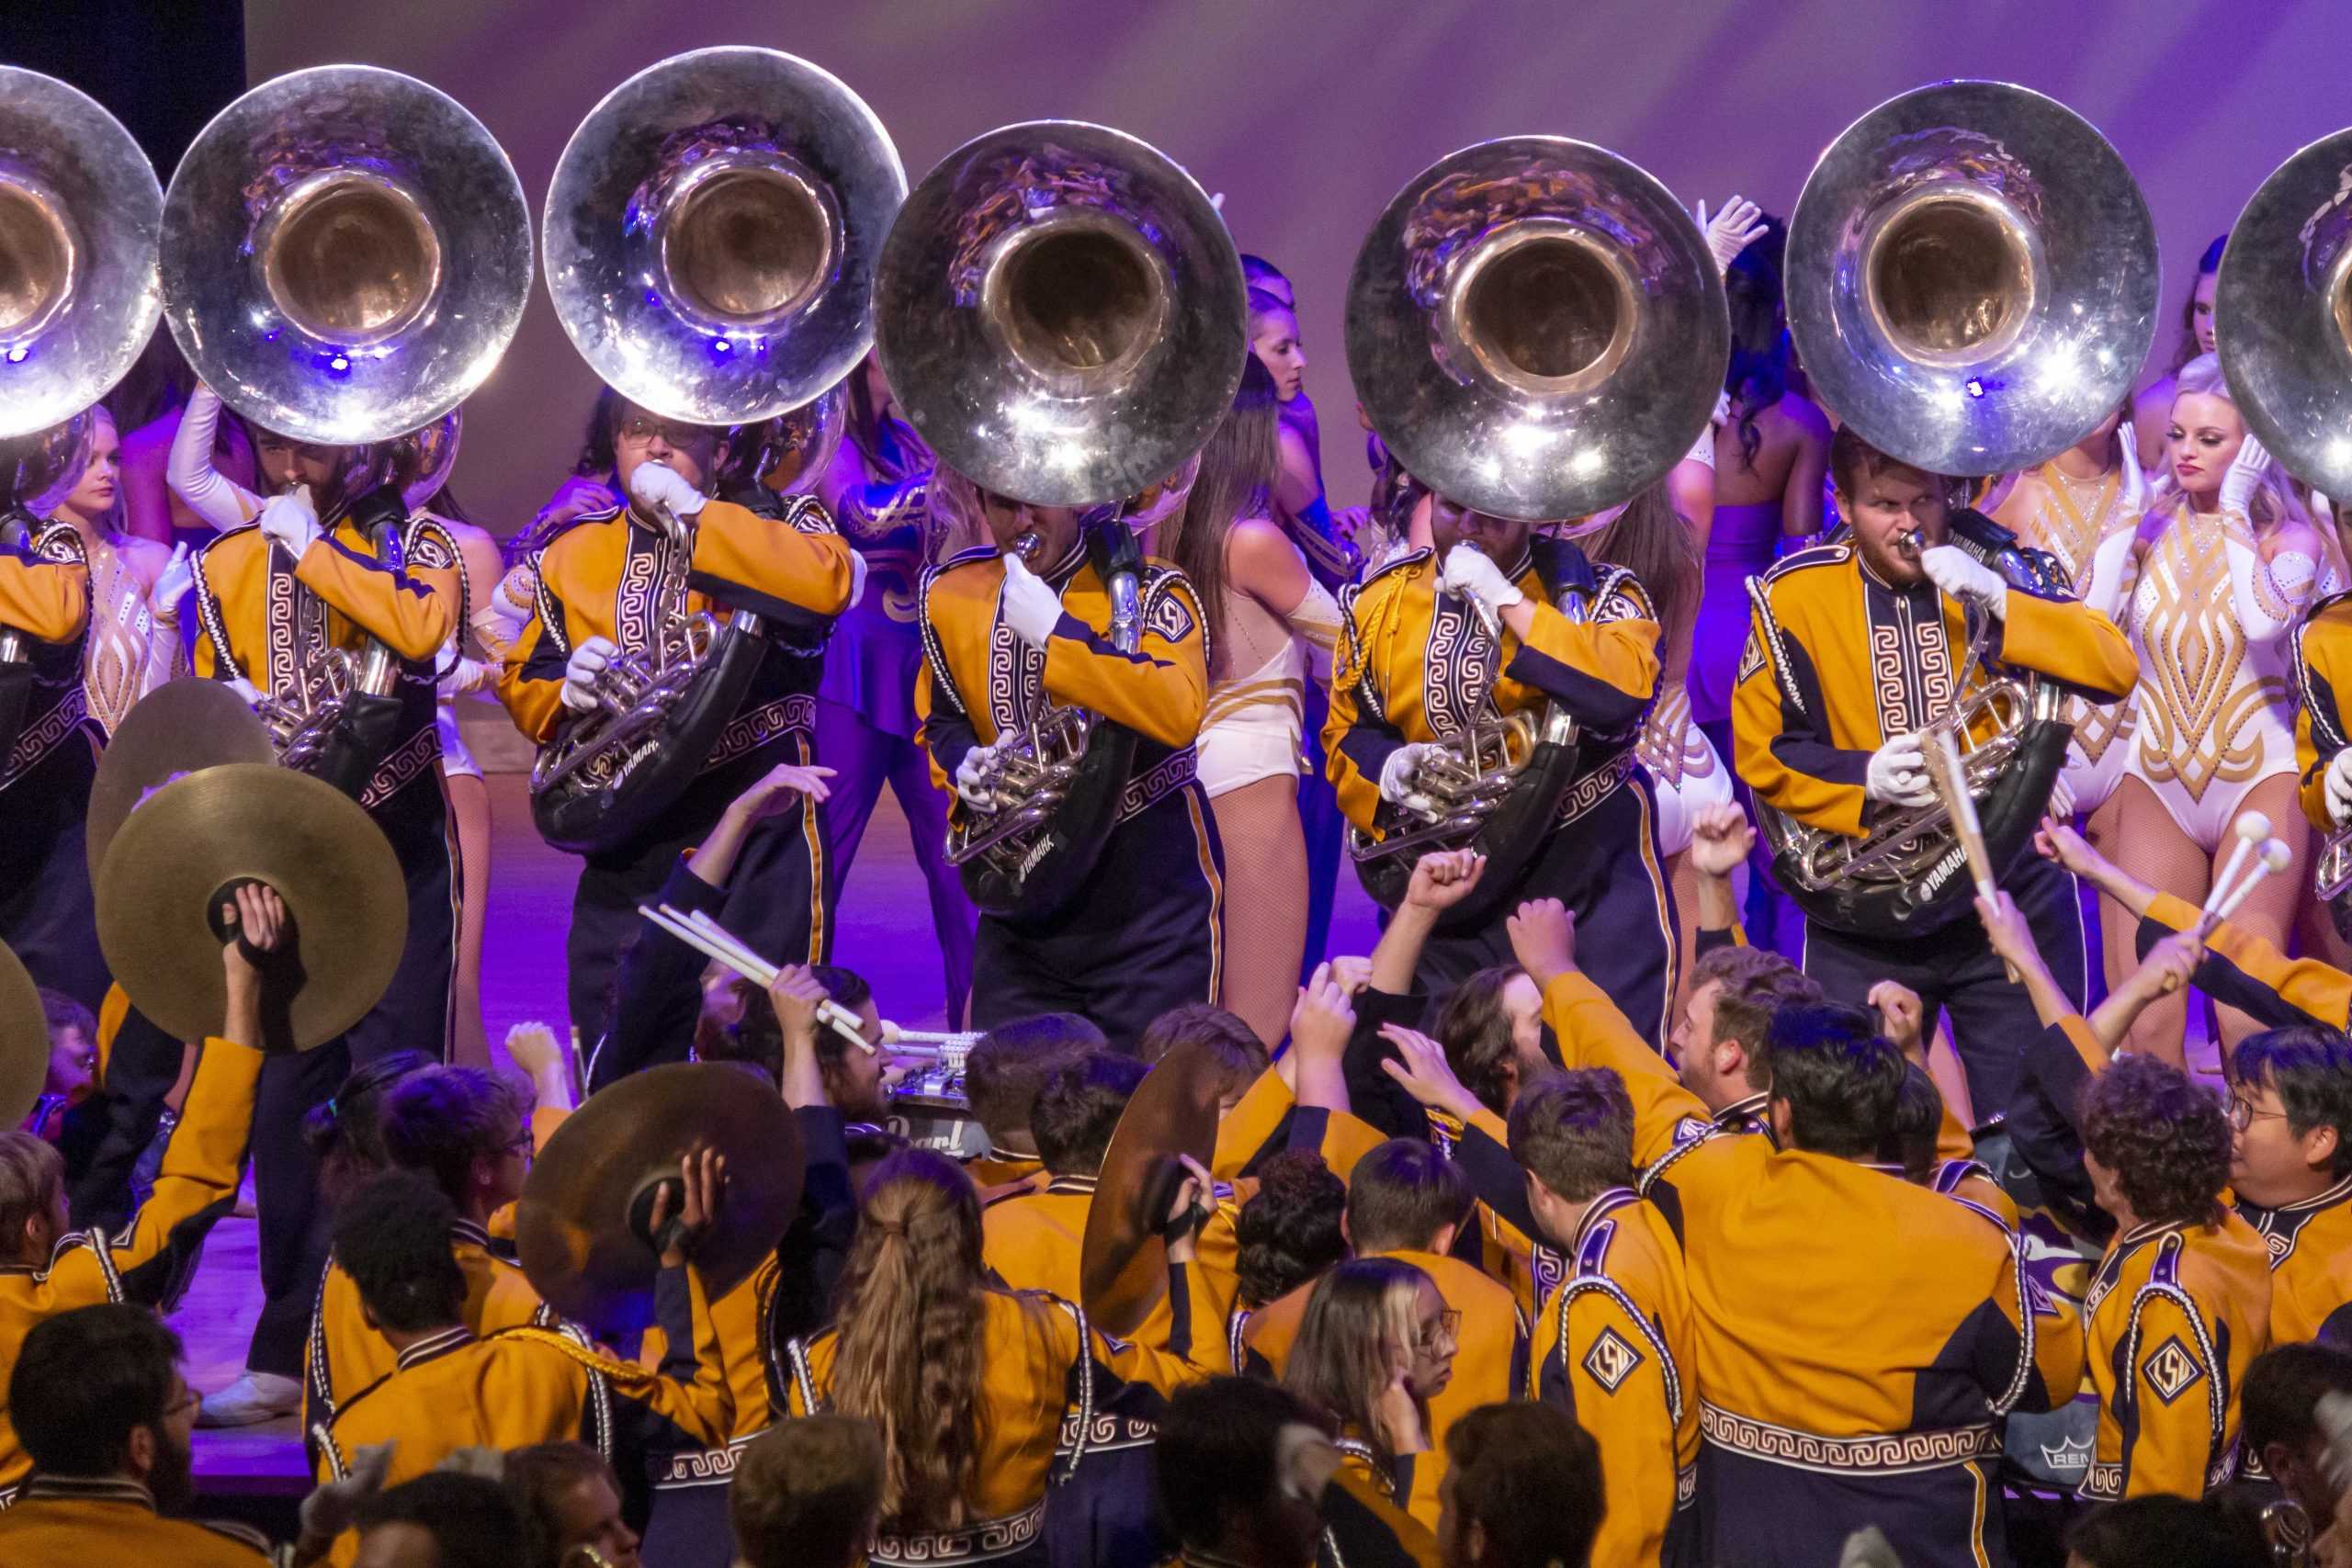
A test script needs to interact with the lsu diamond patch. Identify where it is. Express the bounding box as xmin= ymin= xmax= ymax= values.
xmin=2141 ymin=1336 xmax=2204 ymax=1405
xmin=1582 ymin=1325 xmax=1644 ymax=1394
xmin=1146 ymin=592 xmax=1194 ymax=644
xmin=1736 ymin=627 xmax=1766 ymax=685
